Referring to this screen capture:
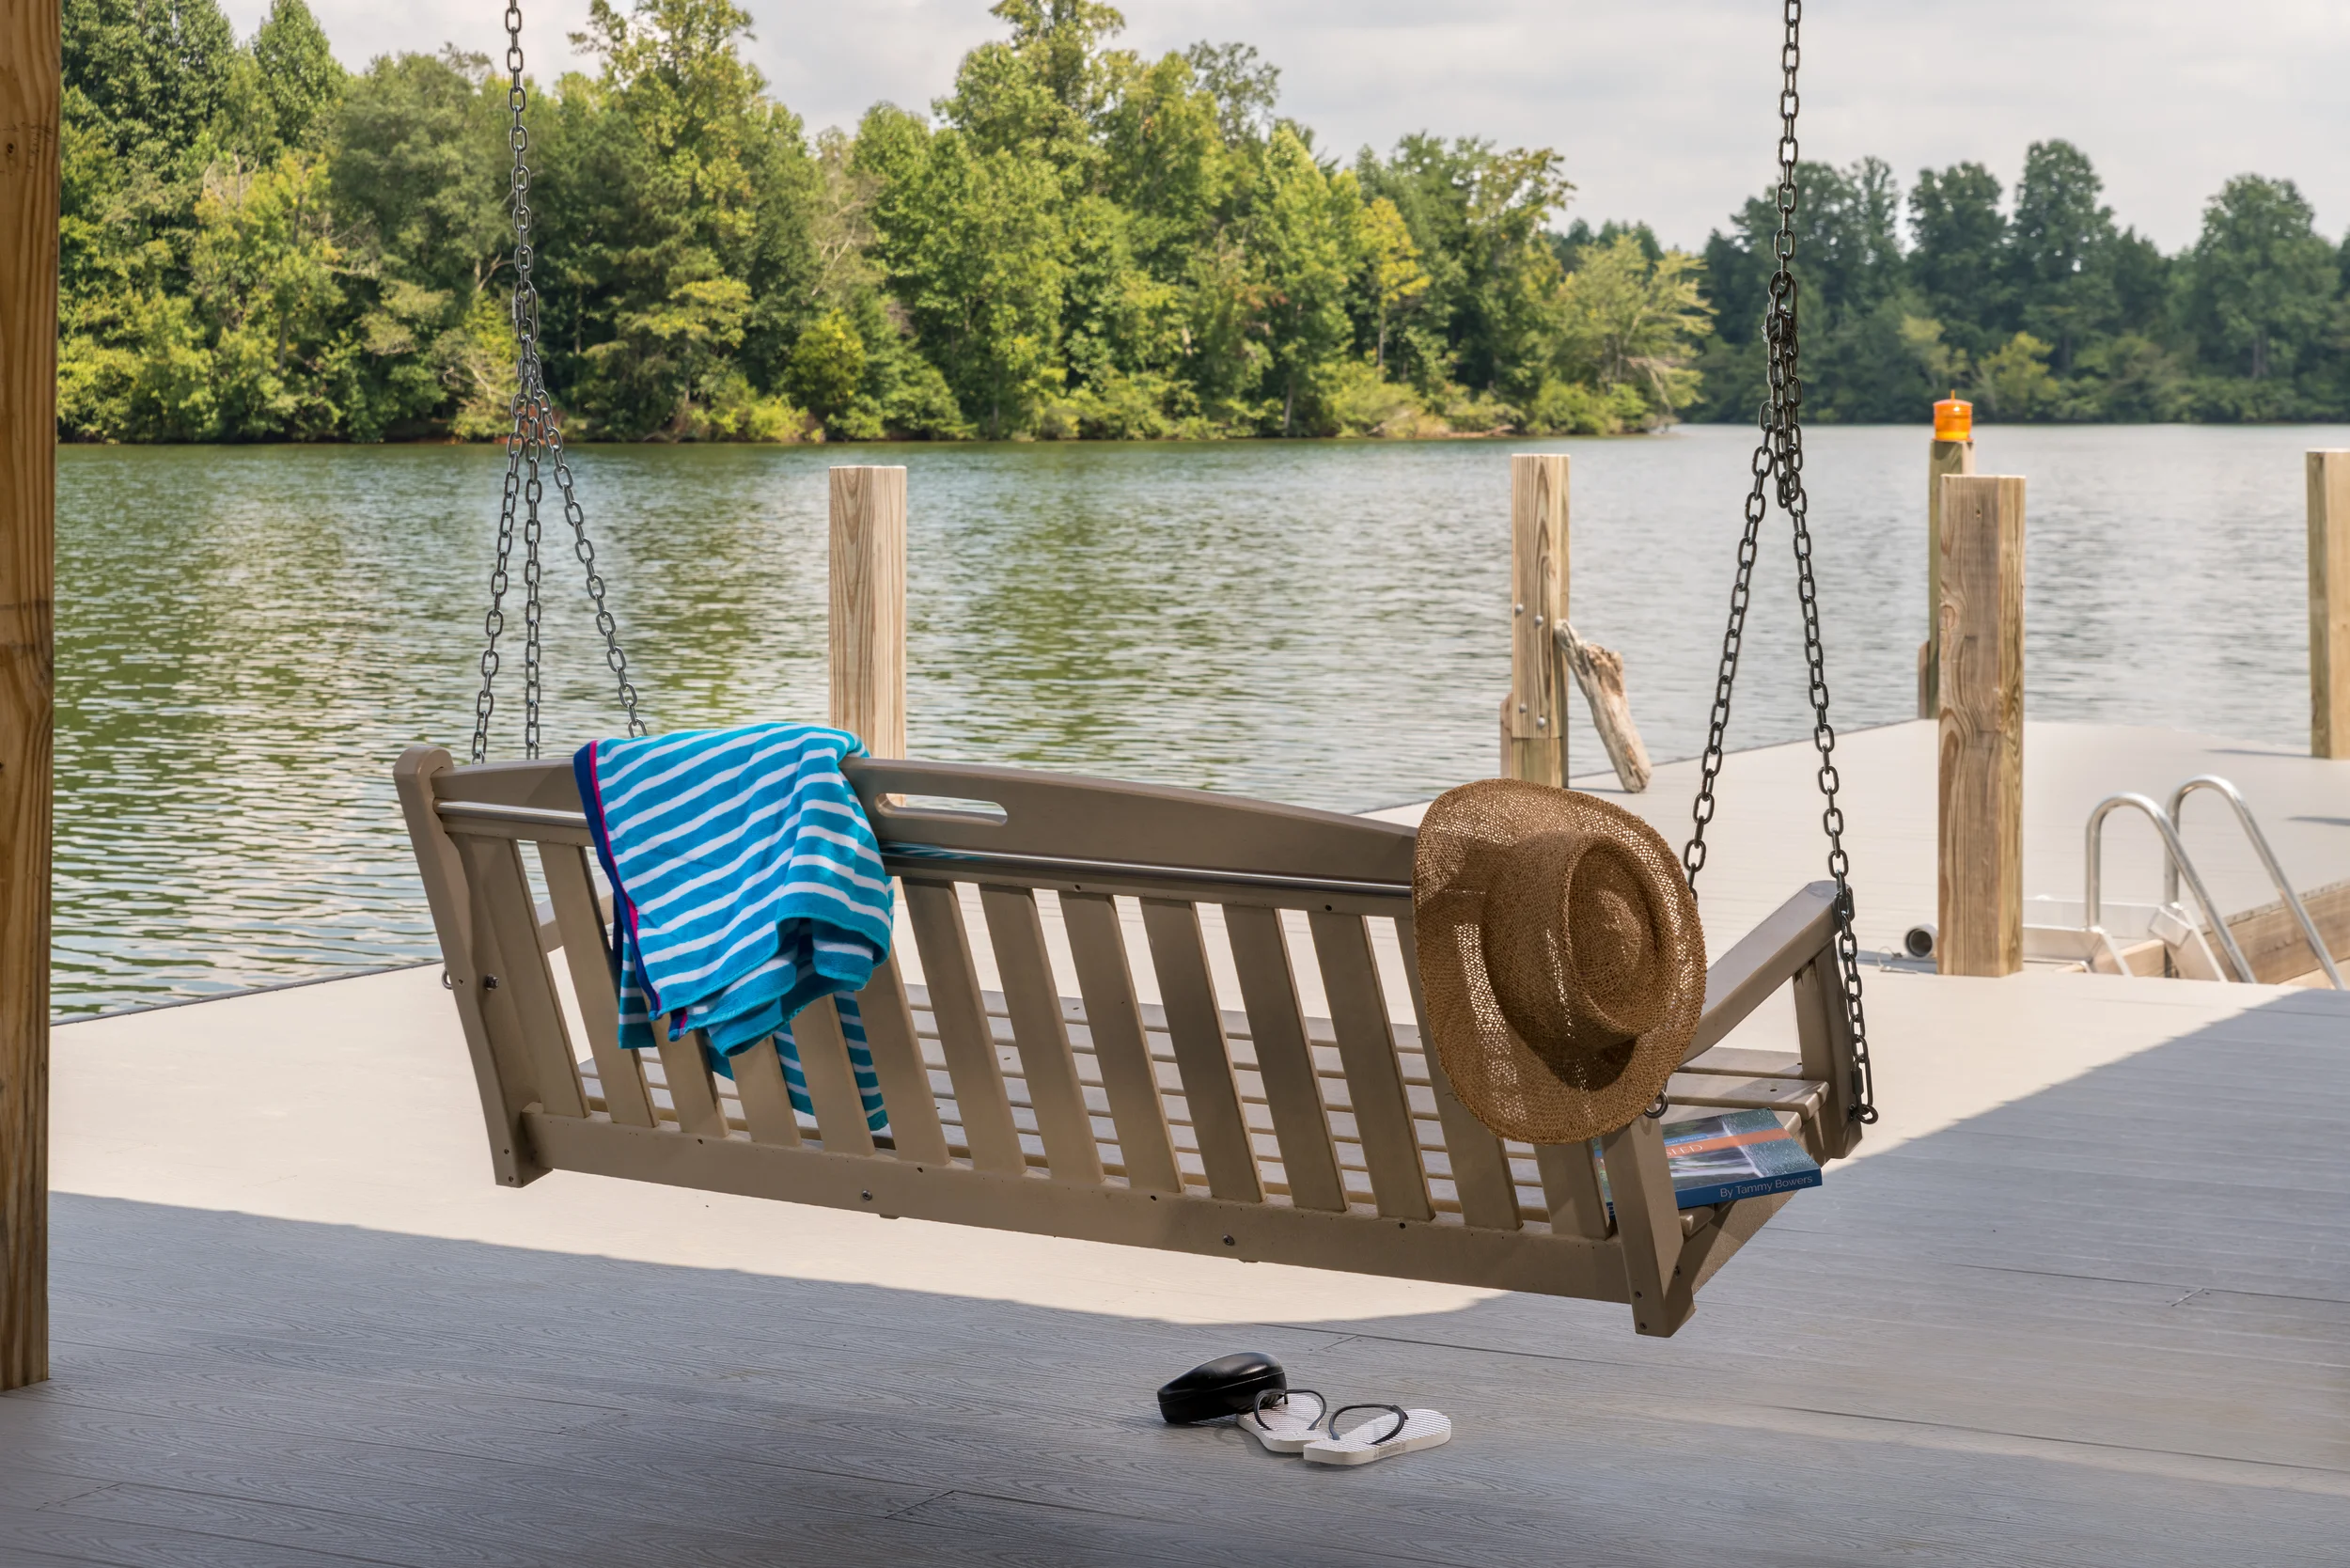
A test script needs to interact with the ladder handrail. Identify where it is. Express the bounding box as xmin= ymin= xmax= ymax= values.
xmin=2085 ymin=793 xmax=2256 ymax=982
xmin=2165 ymin=775 xmax=2343 ymax=990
